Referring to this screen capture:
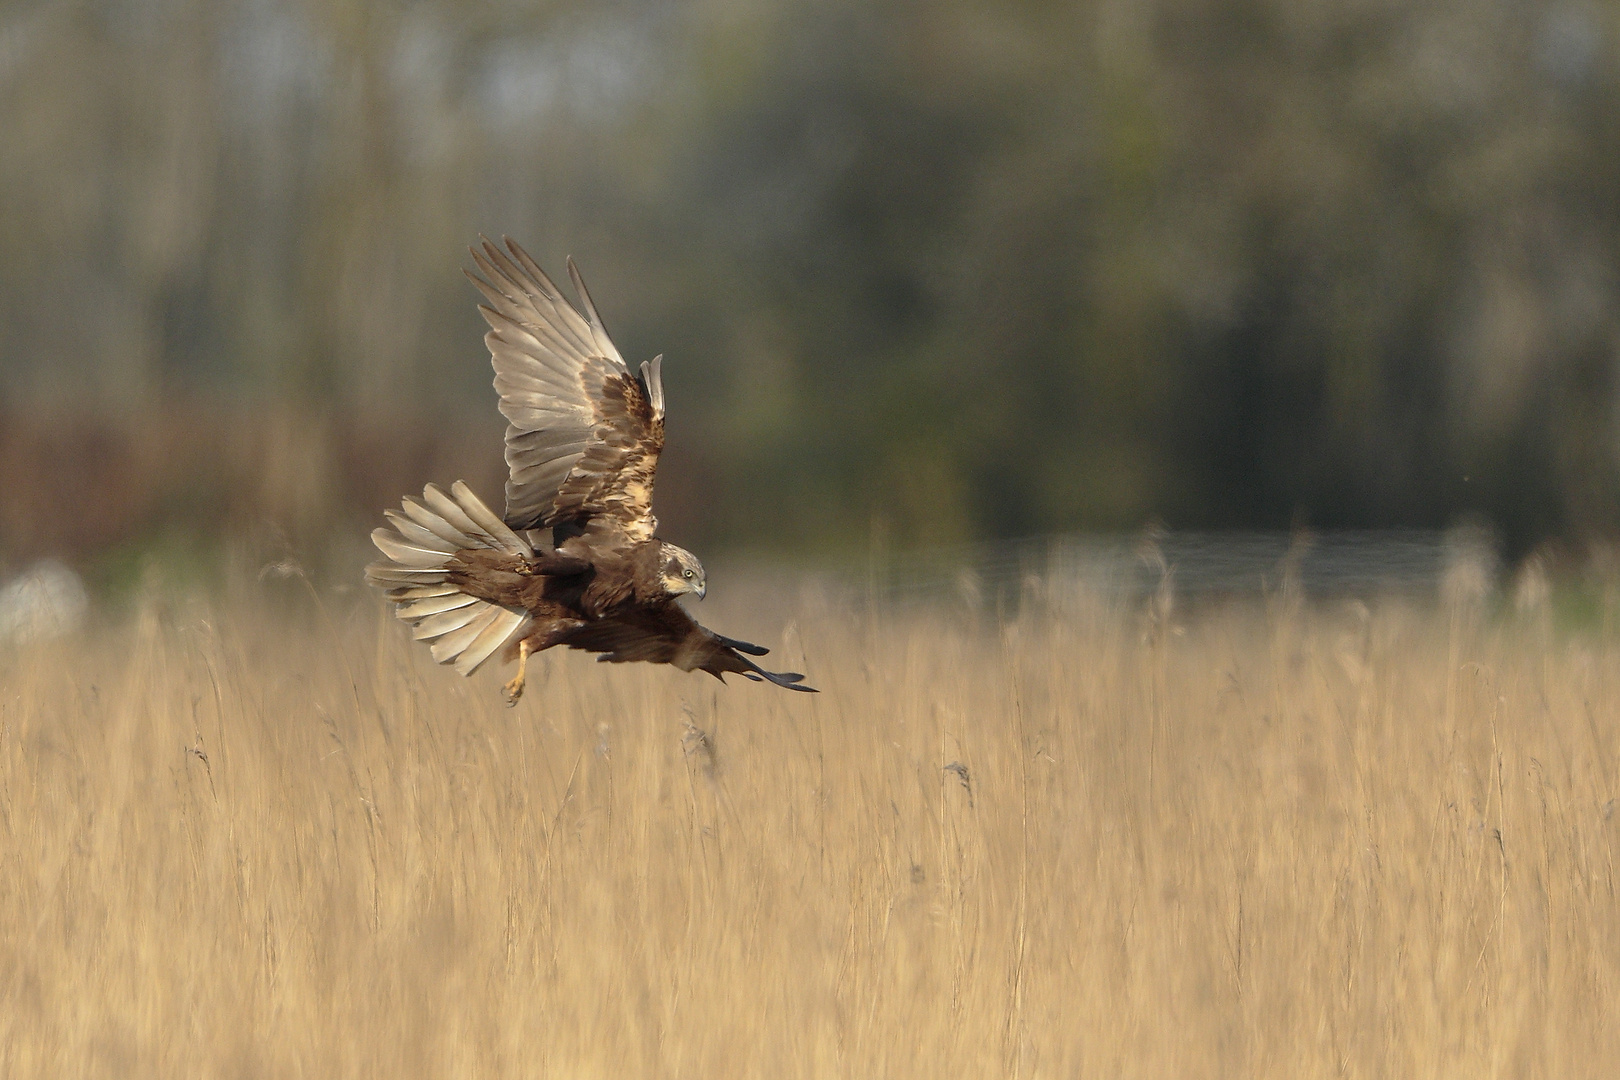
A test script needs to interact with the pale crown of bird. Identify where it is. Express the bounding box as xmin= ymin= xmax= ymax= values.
xmin=660 ymin=544 xmax=707 ymax=599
